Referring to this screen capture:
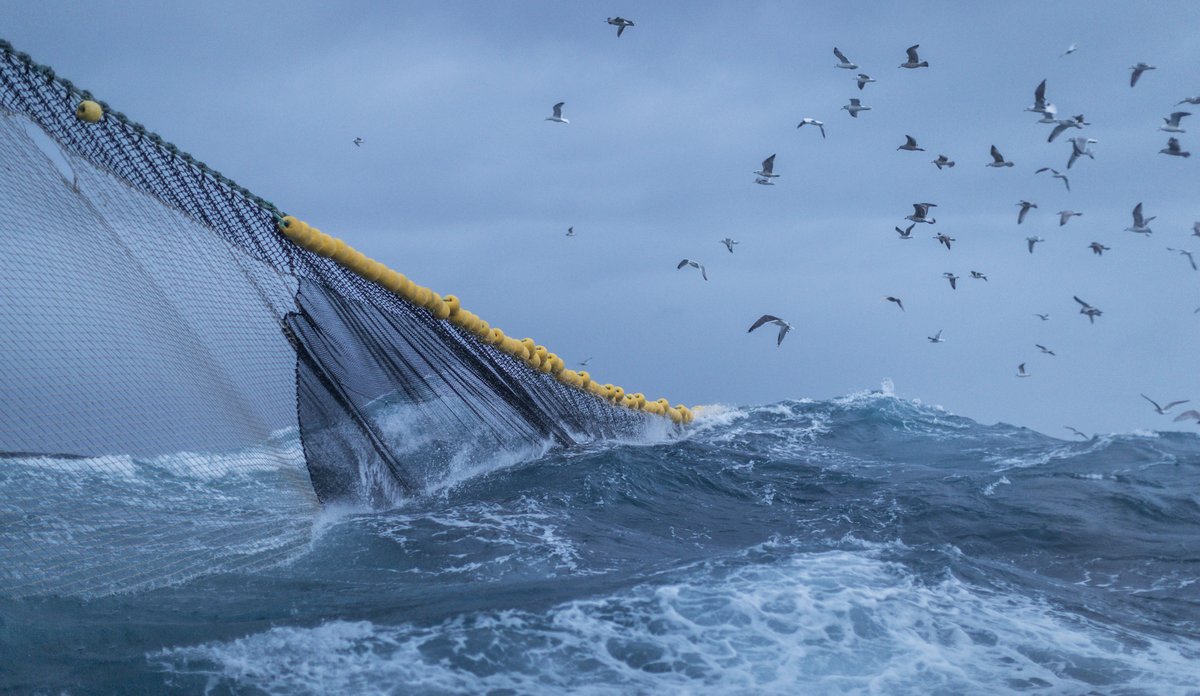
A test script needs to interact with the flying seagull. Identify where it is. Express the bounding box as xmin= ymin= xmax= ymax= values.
xmin=935 ymin=233 xmax=955 ymax=250
xmin=1074 ymin=295 xmax=1102 ymax=323
xmin=943 ymin=272 xmax=959 ymax=289
xmin=833 ymin=47 xmax=858 ymax=70
xmin=578 ymin=357 xmax=593 ymax=367
xmin=676 ymin=258 xmax=708 ymax=280
xmin=899 ymin=44 xmax=928 ymax=68
xmin=1027 ymin=236 xmax=1045 ymax=254
xmin=720 ymin=237 xmax=739 ymax=253
xmin=353 ymin=137 xmax=364 ymax=147
xmin=1067 ymin=137 xmax=1097 ymax=169
xmin=842 ymin=98 xmax=870 ymax=118
xmin=1064 ymin=426 xmax=1090 ymax=440
xmin=1034 ymin=313 xmax=1051 ymax=321
xmin=754 ymin=177 xmax=774 ymax=186
xmin=756 ymin=154 xmax=779 ymax=178
xmin=898 ymin=135 xmax=924 ymax=152
xmin=895 ymin=223 xmax=915 ymax=239
xmin=606 ymin=17 xmax=634 ymax=37
xmin=546 ymin=102 xmax=569 ymax=123
xmin=1126 ymin=202 xmax=1155 ymax=235
xmin=1160 ymin=137 xmax=1191 ymax=157
xmin=1037 ymin=103 xmax=1059 ymax=123
xmin=1035 ymin=167 xmax=1070 ymax=191
xmin=907 ymin=202 xmax=937 ymax=224
xmin=970 ymin=270 xmax=988 ymax=281
xmin=1166 ymin=247 xmax=1197 ymax=270
xmin=1174 ymin=410 xmax=1200 ymax=424
xmin=1057 ymin=210 xmax=1082 ymax=226
xmin=748 ymin=314 xmax=792 ymax=346
xmin=1060 ymin=43 xmax=1077 ymax=58
xmin=856 ymin=73 xmax=876 ymax=90
xmin=1160 ymin=112 xmax=1191 ymax=133
xmin=1141 ymin=394 xmax=1190 ymax=415
xmin=566 ymin=226 xmax=576 ymax=237
xmin=1089 ymin=242 xmax=1110 ymax=255
xmin=928 ymin=329 xmax=945 ymax=343
xmin=932 ymin=154 xmax=955 ymax=169
xmin=987 ymin=145 xmax=1014 ymax=167
xmin=1193 ymin=222 xmax=1200 ymax=237
xmin=1178 ymin=96 xmax=1200 ymax=106
xmin=1015 ymin=200 xmax=1037 ymax=225
xmin=797 ymin=118 xmax=826 ymax=138
xmin=1017 ymin=363 xmax=1031 ymax=378
xmin=1130 ymin=62 xmax=1156 ymax=87
xmin=1026 ymin=79 xmax=1050 ymax=114
xmin=1036 ymin=344 xmax=1056 ymax=356
xmin=883 ymin=296 xmax=905 ymax=311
